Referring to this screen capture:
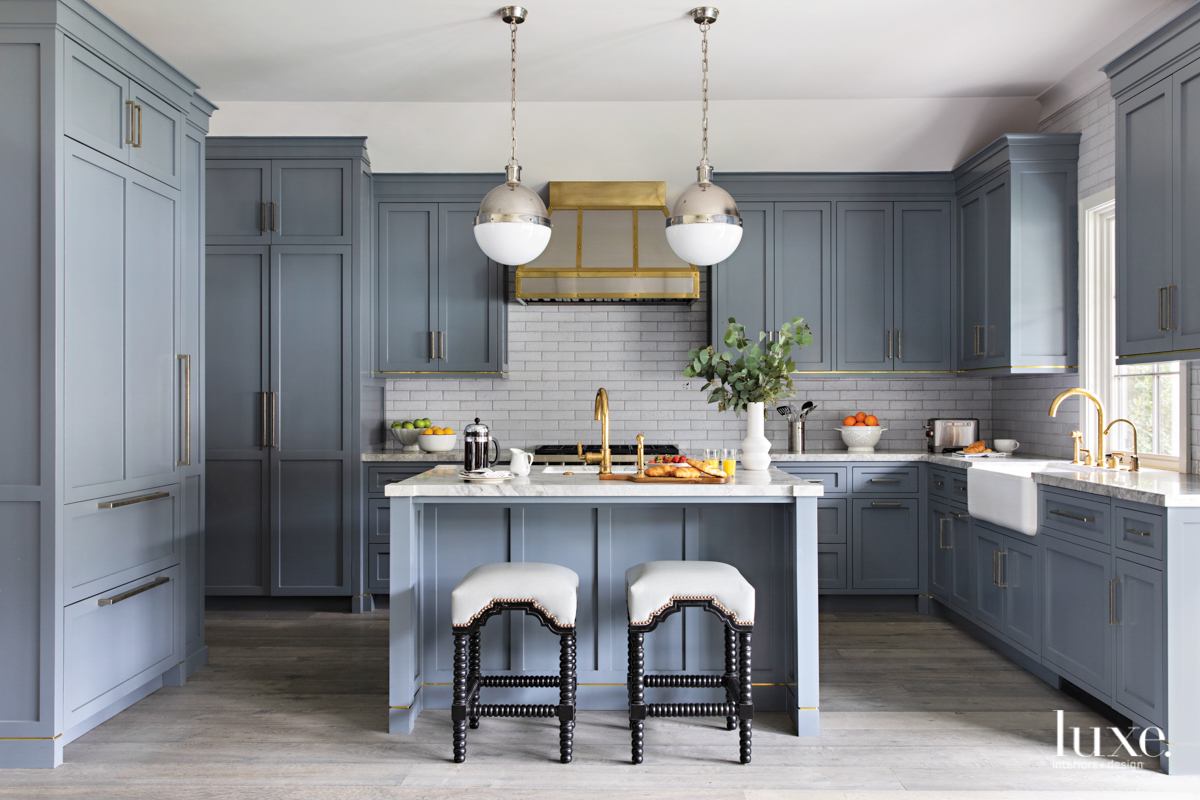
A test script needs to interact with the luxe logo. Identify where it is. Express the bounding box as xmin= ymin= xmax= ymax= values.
xmin=1056 ymin=710 xmax=1167 ymax=759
